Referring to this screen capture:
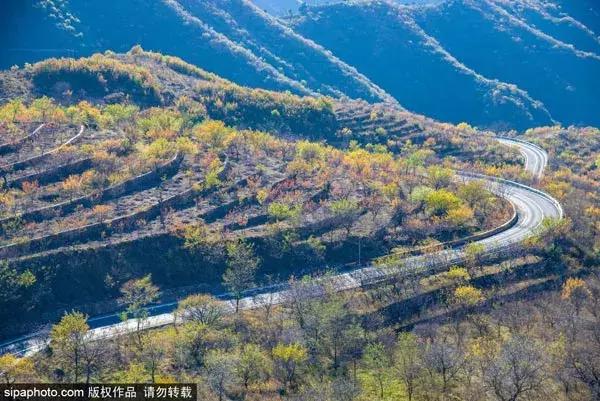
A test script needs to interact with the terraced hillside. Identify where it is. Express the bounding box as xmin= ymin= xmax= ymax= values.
xmin=1 ymin=50 xmax=520 ymax=168
xmin=333 ymin=100 xmax=526 ymax=177
xmin=0 ymin=52 xmax=522 ymax=334
xmin=0 ymin=49 xmax=339 ymax=138
xmin=1 ymin=5 xmax=599 ymax=399
xmin=0 ymin=114 xmax=512 ymax=327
